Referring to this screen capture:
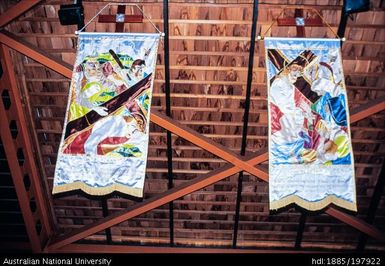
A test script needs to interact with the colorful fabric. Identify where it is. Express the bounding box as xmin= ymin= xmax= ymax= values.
xmin=53 ymin=33 xmax=160 ymax=197
xmin=265 ymin=37 xmax=356 ymax=211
